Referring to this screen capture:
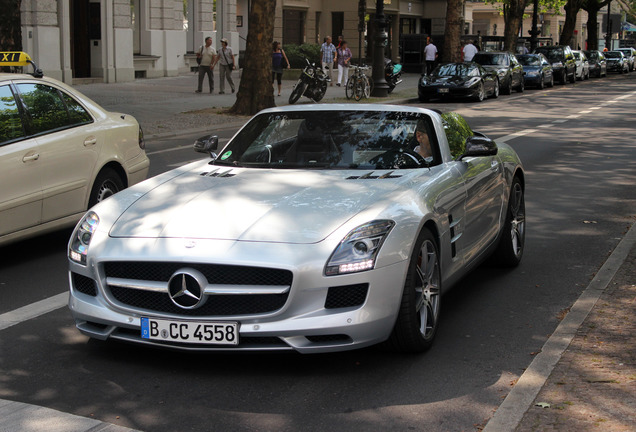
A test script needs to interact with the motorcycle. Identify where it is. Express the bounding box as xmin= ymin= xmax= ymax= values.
xmin=384 ymin=58 xmax=403 ymax=93
xmin=289 ymin=57 xmax=328 ymax=104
